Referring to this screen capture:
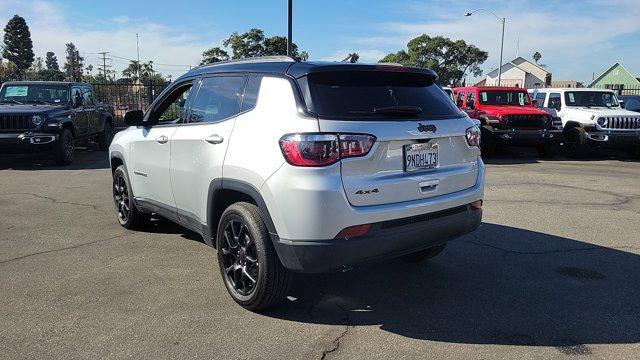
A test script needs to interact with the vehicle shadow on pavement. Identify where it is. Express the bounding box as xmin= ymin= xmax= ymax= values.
xmin=264 ymin=222 xmax=640 ymax=349
xmin=0 ymin=149 xmax=110 ymax=170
